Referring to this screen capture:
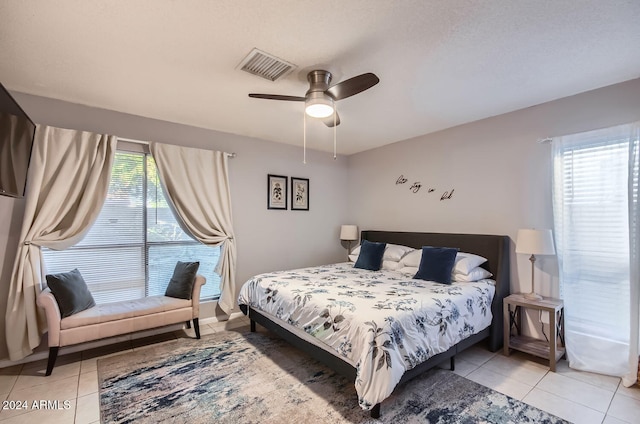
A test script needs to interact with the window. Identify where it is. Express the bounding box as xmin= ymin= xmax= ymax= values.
xmin=43 ymin=150 xmax=221 ymax=304
xmin=554 ymin=138 xmax=630 ymax=337
xmin=552 ymin=122 xmax=640 ymax=377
